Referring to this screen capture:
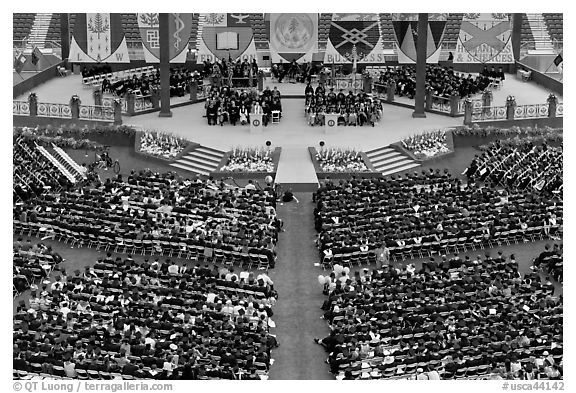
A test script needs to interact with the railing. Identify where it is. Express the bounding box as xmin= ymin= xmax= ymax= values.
xmin=514 ymin=103 xmax=550 ymax=119
xmin=134 ymin=96 xmax=153 ymax=112
xmin=101 ymin=97 xmax=118 ymax=108
xmin=470 ymin=102 xmax=563 ymax=122
xmin=37 ymin=102 xmax=72 ymax=118
xmin=13 ymin=100 xmax=30 ymax=115
xmin=78 ymin=105 xmax=115 ymax=122
xmin=471 ymin=106 xmax=508 ymax=122
xmin=430 ymin=96 xmax=452 ymax=114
